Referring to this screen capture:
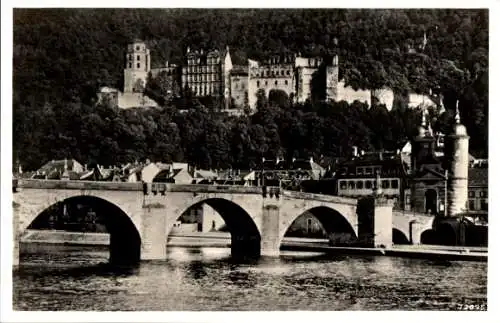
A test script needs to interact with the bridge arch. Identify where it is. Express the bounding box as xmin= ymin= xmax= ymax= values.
xmin=392 ymin=228 xmax=411 ymax=244
xmin=19 ymin=195 xmax=141 ymax=264
xmin=168 ymin=196 xmax=261 ymax=259
xmin=279 ymin=205 xmax=358 ymax=247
